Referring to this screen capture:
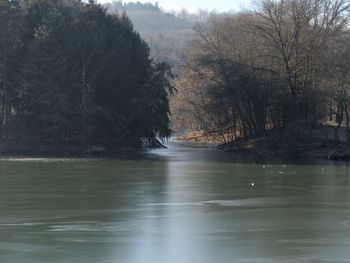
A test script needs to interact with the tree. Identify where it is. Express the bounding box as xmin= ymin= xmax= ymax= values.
xmin=0 ymin=0 xmax=22 ymax=139
xmin=1 ymin=0 xmax=174 ymax=147
xmin=253 ymin=0 xmax=350 ymax=124
xmin=172 ymin=0 xmax=350 ymax=144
